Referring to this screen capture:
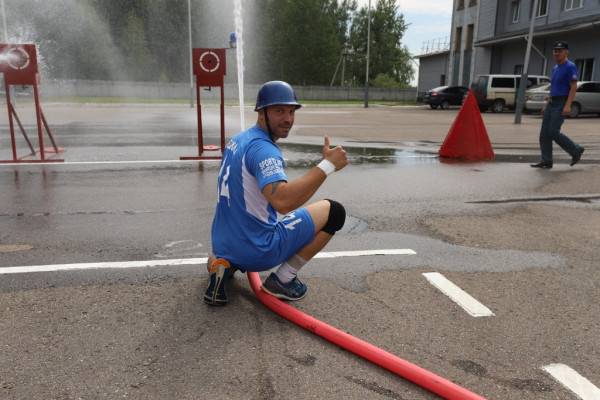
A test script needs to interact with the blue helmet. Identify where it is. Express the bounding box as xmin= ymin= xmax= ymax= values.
xmin=254 ymin=81 xmax=302 ymax=111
